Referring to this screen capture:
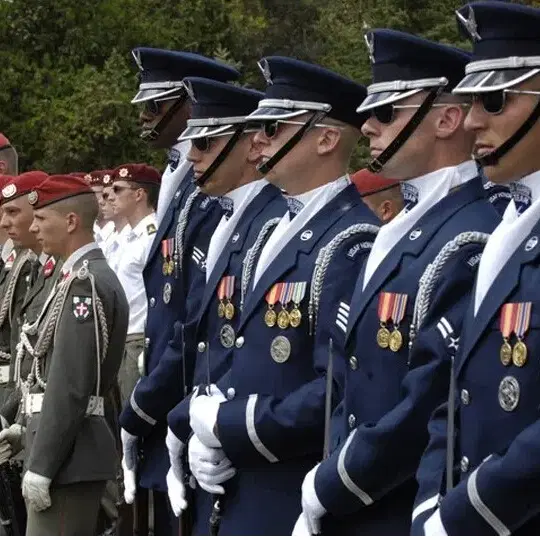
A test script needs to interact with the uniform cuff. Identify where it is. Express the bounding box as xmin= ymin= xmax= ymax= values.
xmin=119 ymin=398 xmax=155 ymax=438
xmin=166 ymin=397 xmax=192 ymax=444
